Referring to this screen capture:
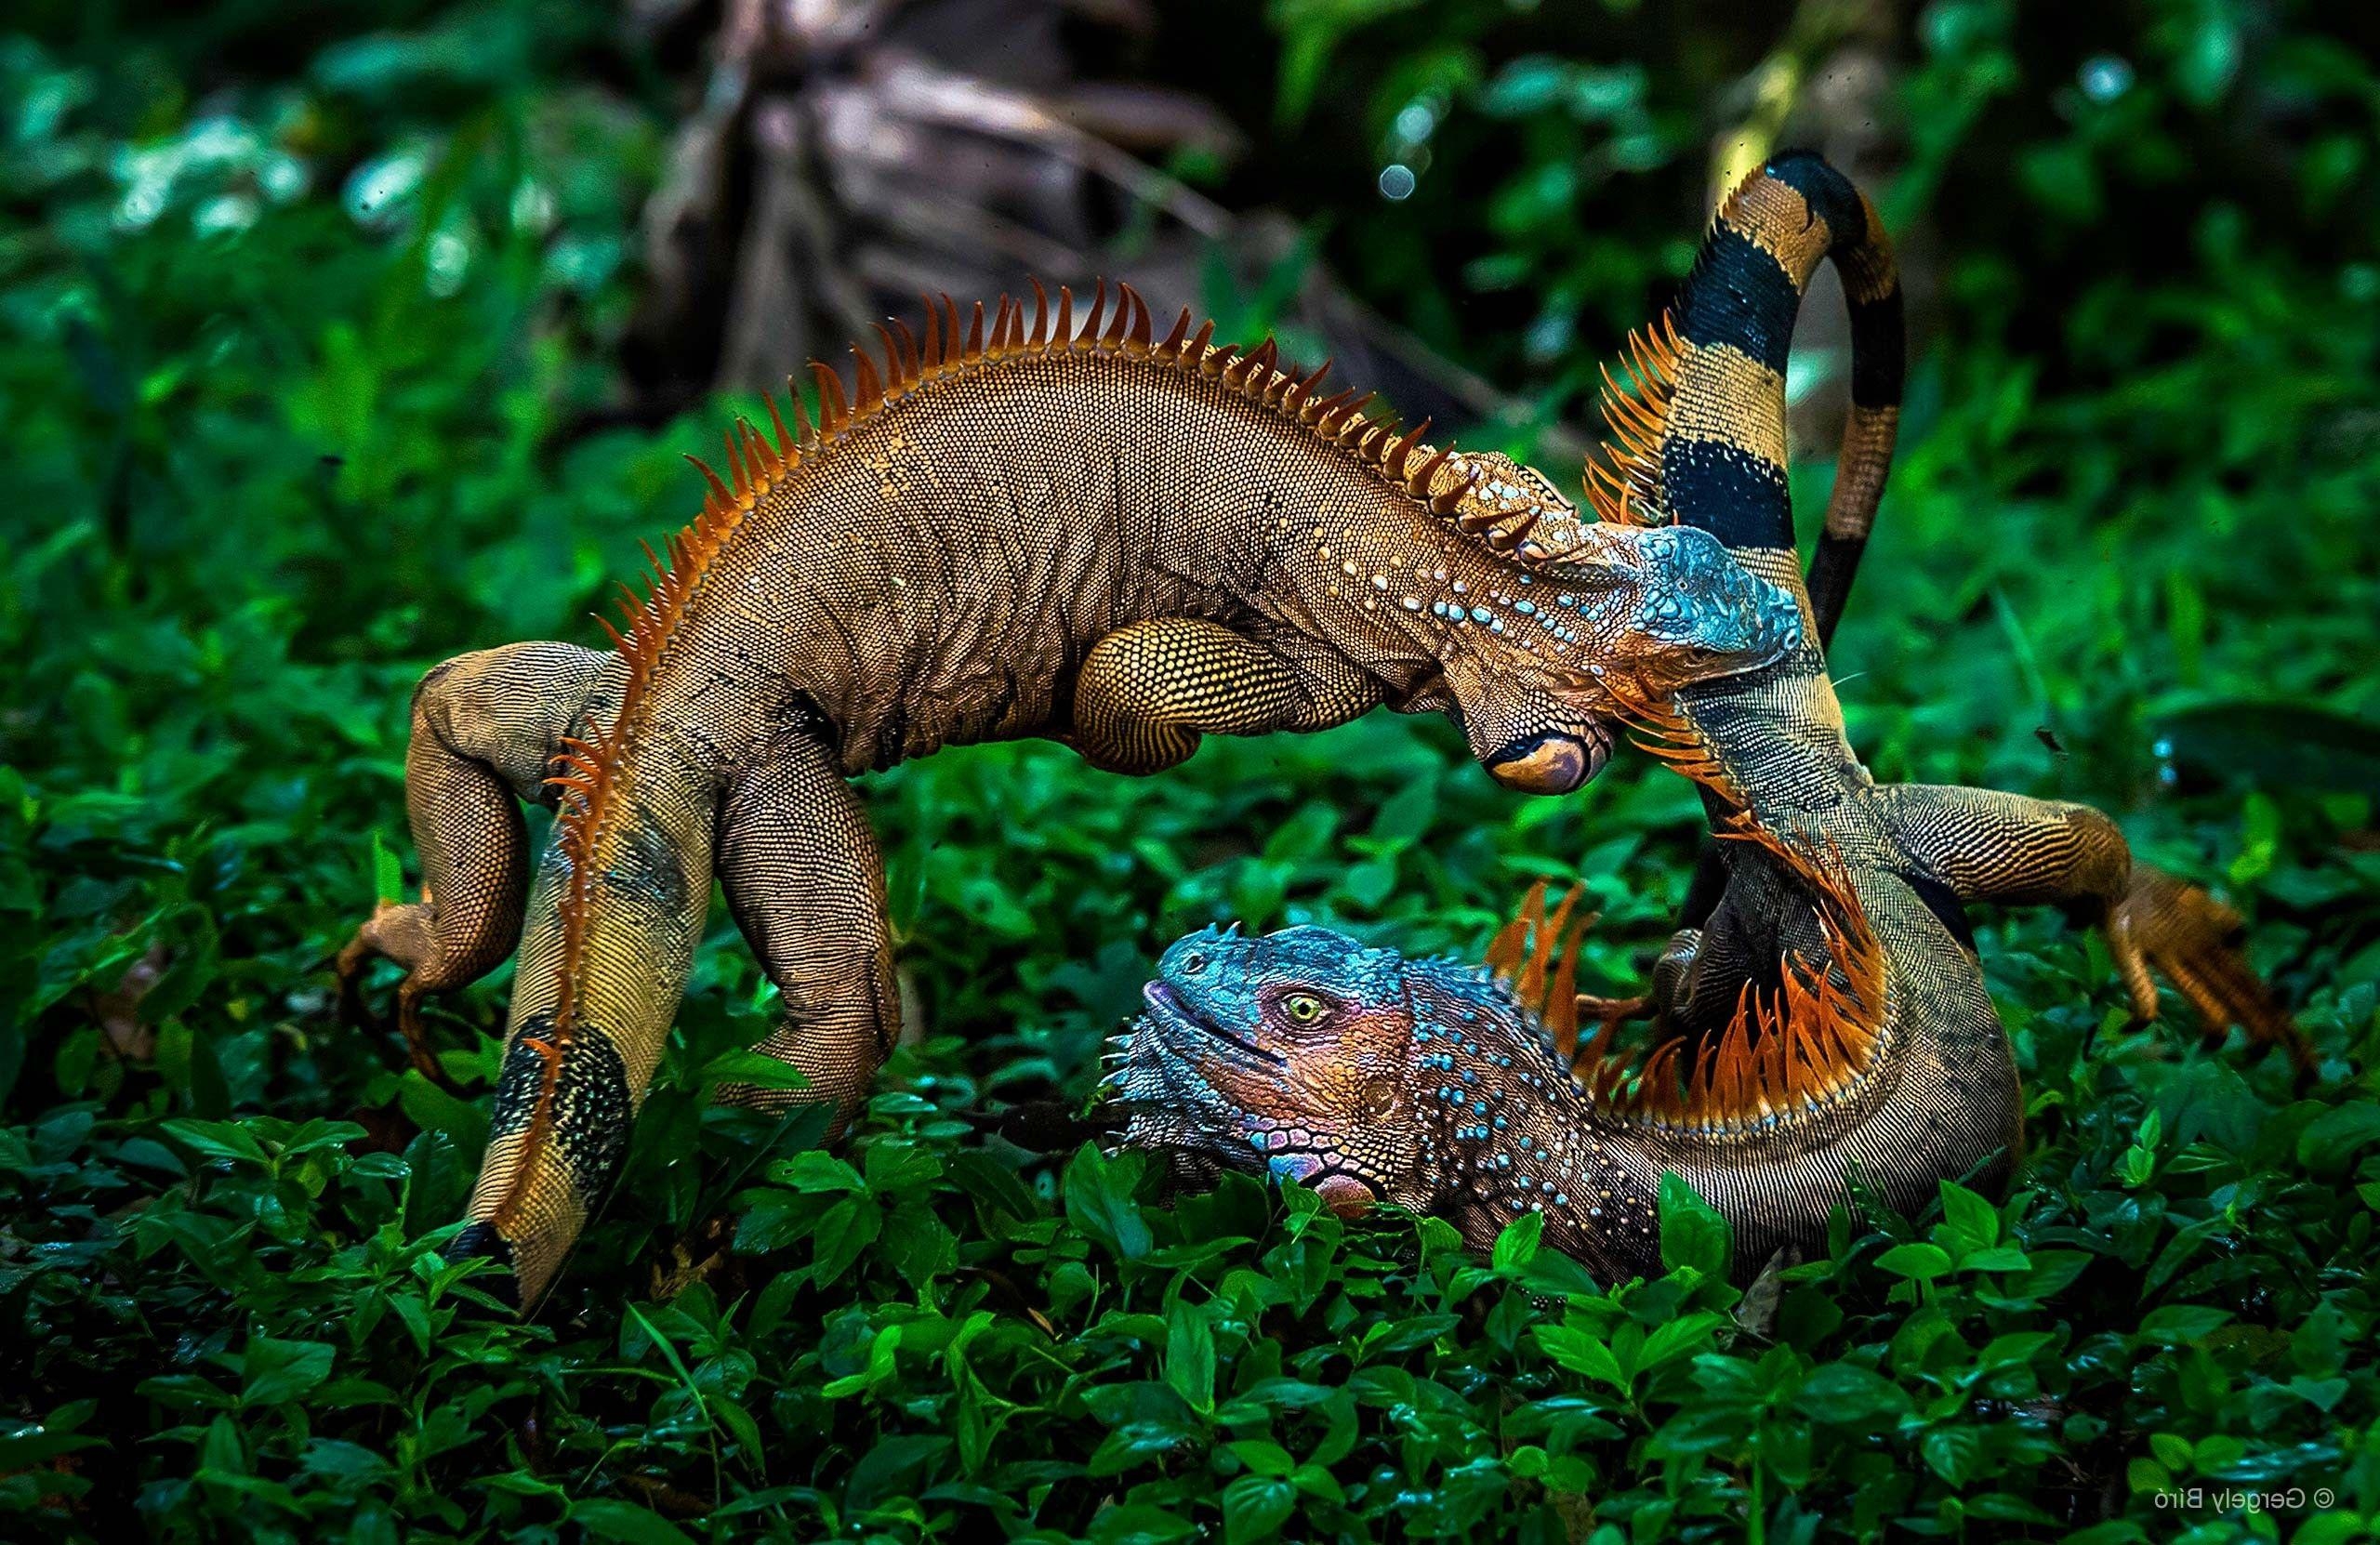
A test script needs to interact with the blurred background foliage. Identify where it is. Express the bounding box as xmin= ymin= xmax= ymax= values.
xmin=4 ymin=0 xmax=2379 ymax=1539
